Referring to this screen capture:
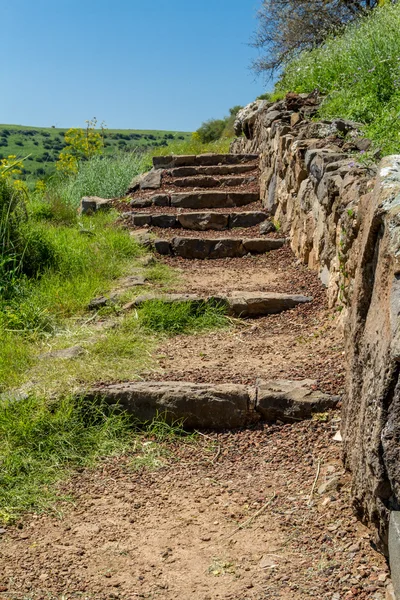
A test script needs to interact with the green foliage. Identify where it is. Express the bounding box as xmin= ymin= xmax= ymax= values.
xmin=0 ymin=124 xmax=191 ymax=181
xmin=137 ymin=299 xmax=229 ymax=334
xmin=56 ymin=118 xmax=105 ymax=176
xmin=194 ymin=106 xmax=243 ymax=143
xmin=0 ymin=392 xmax=196 ymax=523
xmin=46 ymin=152 xmax=150 ymax=208
xmin=277 ymin=3 xmax=400 ymax=154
